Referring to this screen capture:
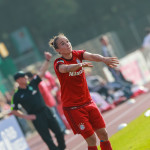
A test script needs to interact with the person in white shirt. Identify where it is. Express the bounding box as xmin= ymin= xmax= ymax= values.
xmin=142 ymin=27 xmax=150 ymax=49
